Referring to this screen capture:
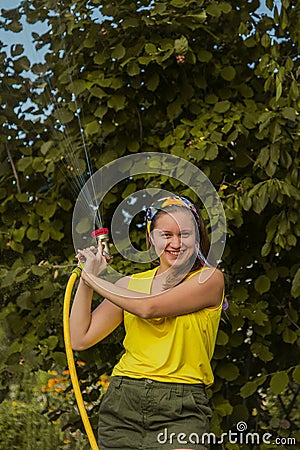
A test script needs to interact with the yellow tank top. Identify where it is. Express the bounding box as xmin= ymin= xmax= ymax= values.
xmin=112 ymin=267 xmax=223 ymax=386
